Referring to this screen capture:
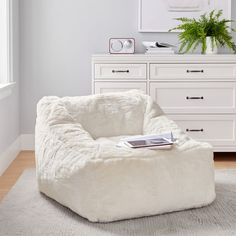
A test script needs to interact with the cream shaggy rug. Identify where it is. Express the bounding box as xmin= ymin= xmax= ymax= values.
xmin=0 ymin=169 xmax=236 ymax=236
